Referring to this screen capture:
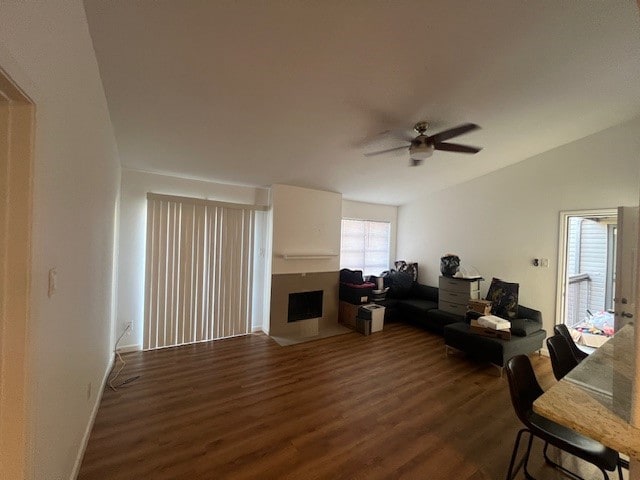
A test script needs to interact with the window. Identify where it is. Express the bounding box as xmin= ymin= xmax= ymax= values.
xmin=340 ymin=219 xmax=390 ymax=276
